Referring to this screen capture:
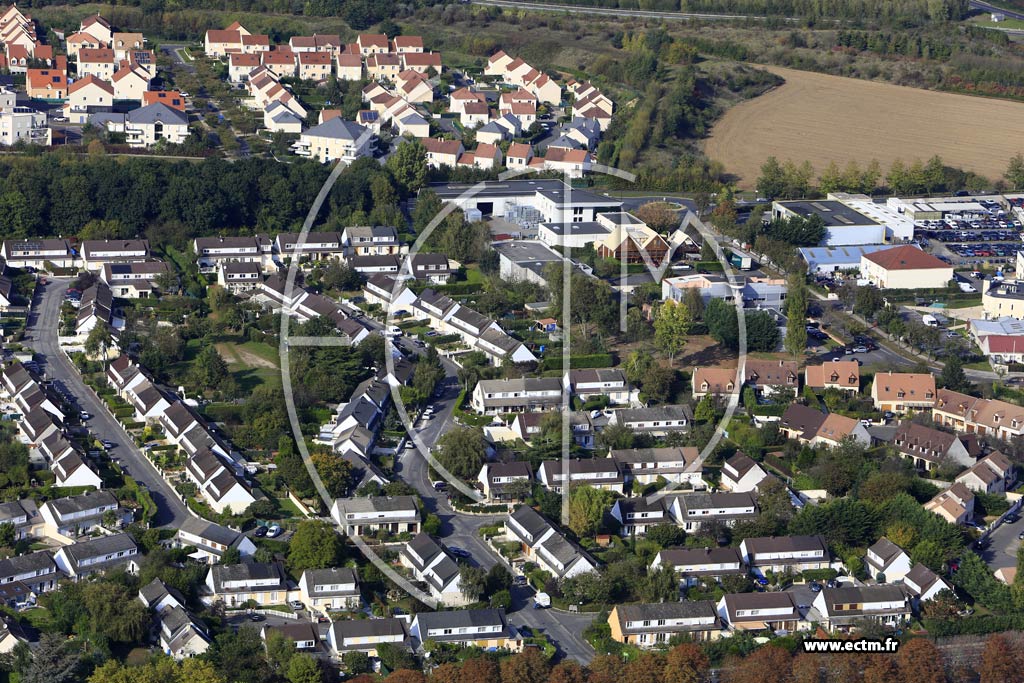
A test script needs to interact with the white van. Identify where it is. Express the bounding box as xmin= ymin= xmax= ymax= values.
xmin=385 ymin=325 xmax=403 ymax=338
